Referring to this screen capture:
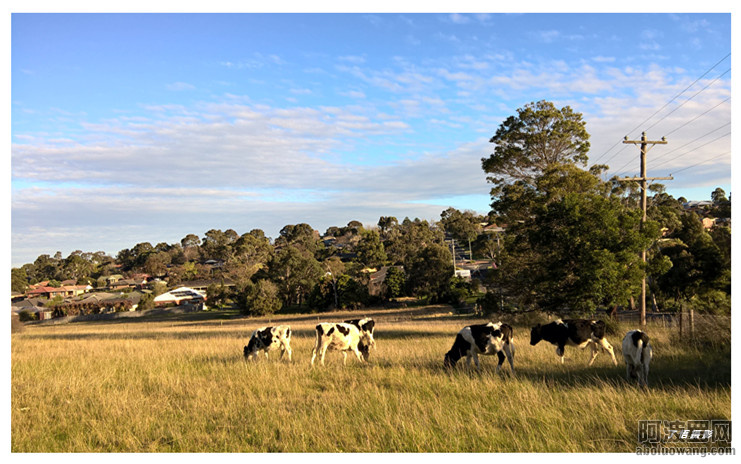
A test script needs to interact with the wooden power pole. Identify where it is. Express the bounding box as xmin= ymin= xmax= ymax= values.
xmin=616 ymin=132 xmax=671 ymax=326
